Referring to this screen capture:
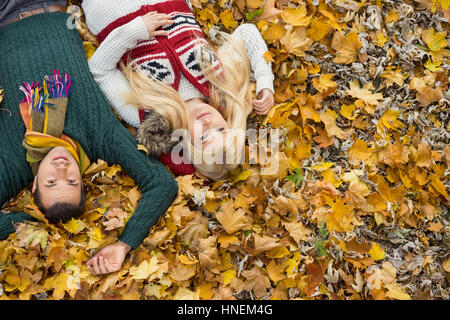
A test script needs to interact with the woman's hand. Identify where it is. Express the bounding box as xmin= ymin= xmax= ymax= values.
xmin=253 ymin=89 xmax=274 ymax=115
xmin=86 ymin=241 xmax=132 ymax=275
xmin=141 ymin=11 xmax=174 ymax=37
